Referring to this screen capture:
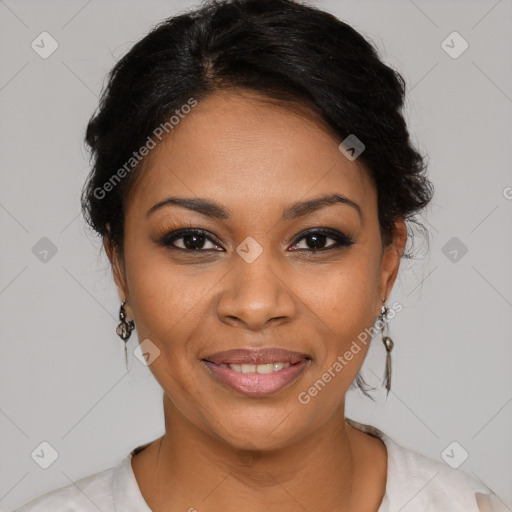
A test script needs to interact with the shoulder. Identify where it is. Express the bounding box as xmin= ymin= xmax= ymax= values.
xmin=383 ymin=434 xmax=508 ymax=511
xmin=11 ymin=463 xmax=117 ymax=512
xmin=385 ymin=435 xmax=487 ymax=509
xmin=346 ymin=418 xmax=508 ymax=512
